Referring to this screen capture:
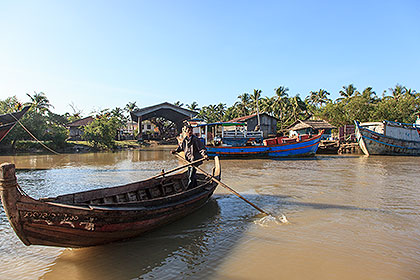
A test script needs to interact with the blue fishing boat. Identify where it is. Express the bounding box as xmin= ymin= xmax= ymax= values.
xmin=189 ymin=122 xmax=322 ymax=158
xmin=355 ymin=120 xmax=420 ymax=156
